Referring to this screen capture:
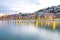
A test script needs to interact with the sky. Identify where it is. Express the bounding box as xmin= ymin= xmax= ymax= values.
xmin=0 ymin=0 xmax=60 ymax=14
